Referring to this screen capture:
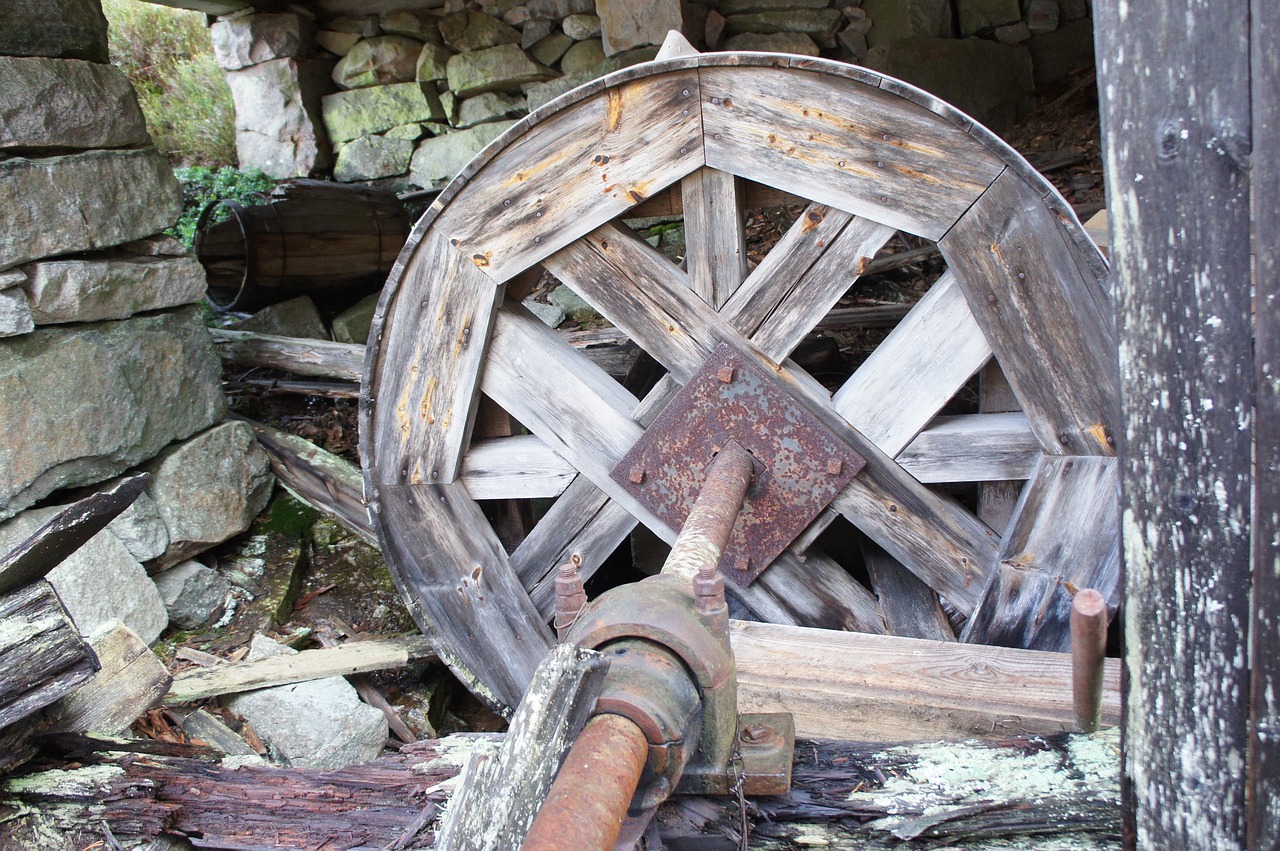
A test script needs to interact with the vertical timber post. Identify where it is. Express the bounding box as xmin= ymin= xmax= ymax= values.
xmin=1250 ymin=0 xmax=1280 ymax=844
xmin=1094 ymin=2 xmax=1255 ymax=849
